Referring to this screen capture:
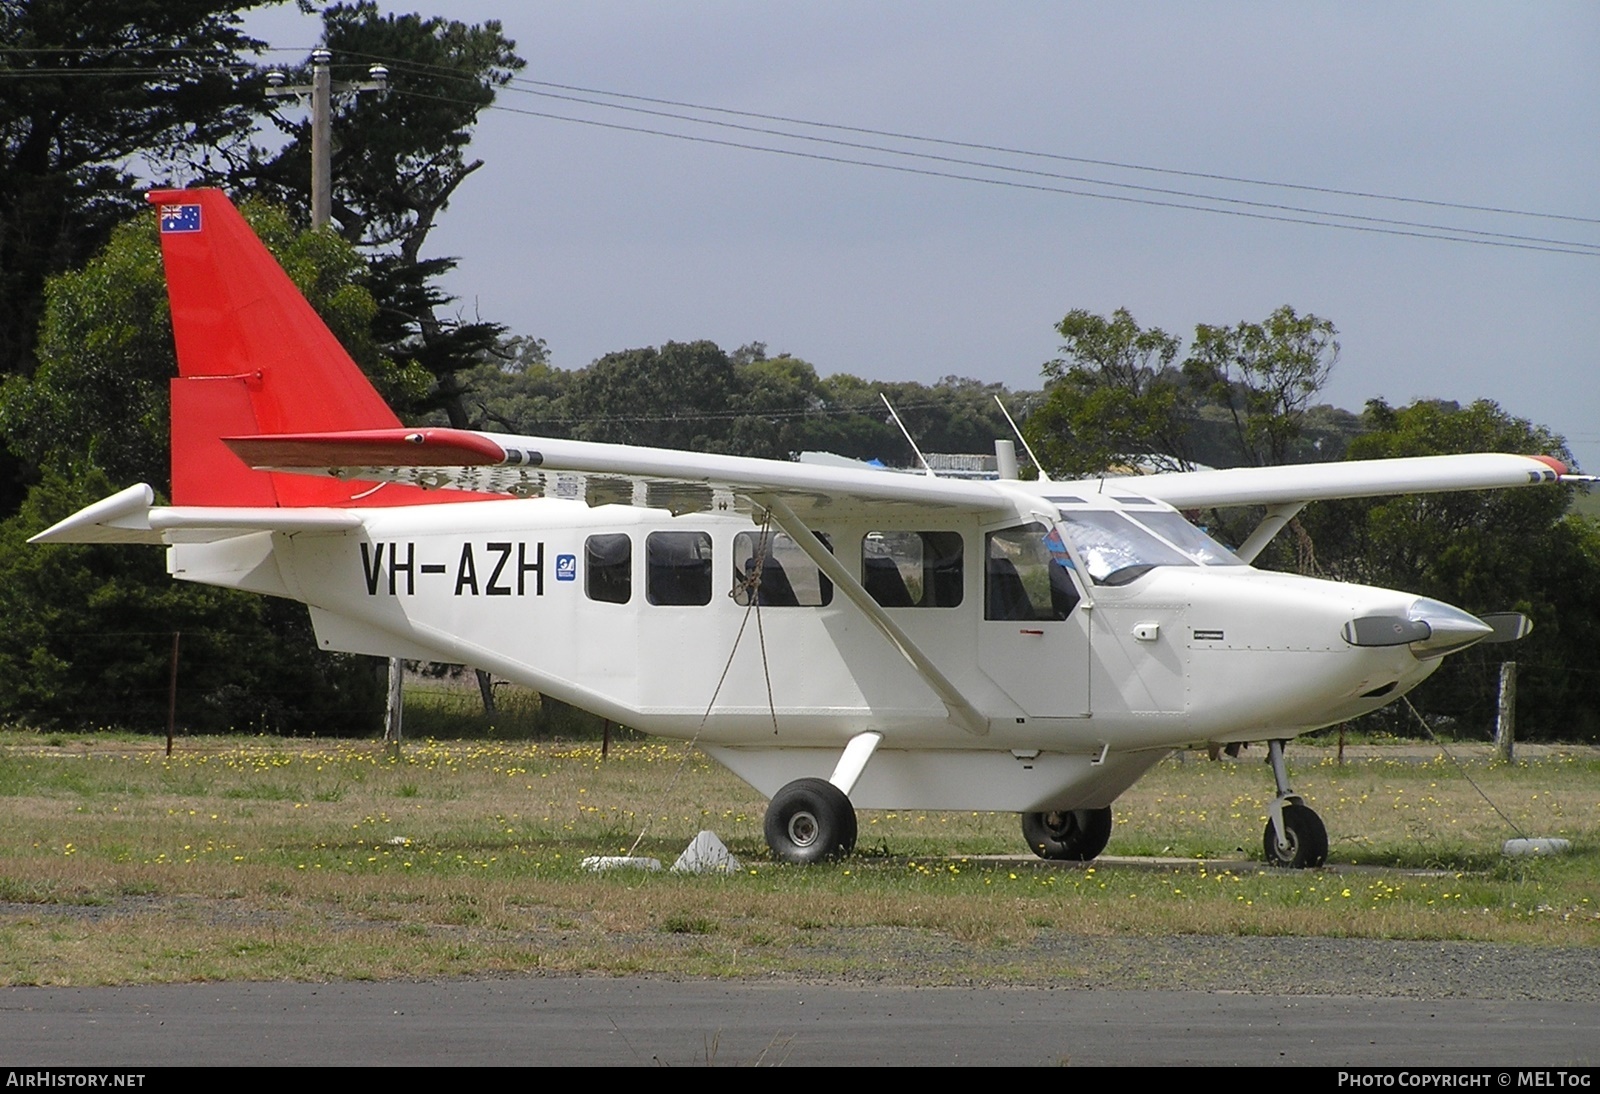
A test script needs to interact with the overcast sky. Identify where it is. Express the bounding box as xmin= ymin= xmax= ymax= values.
xmin=244 ymin=2 xmax=1599 ymax=471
